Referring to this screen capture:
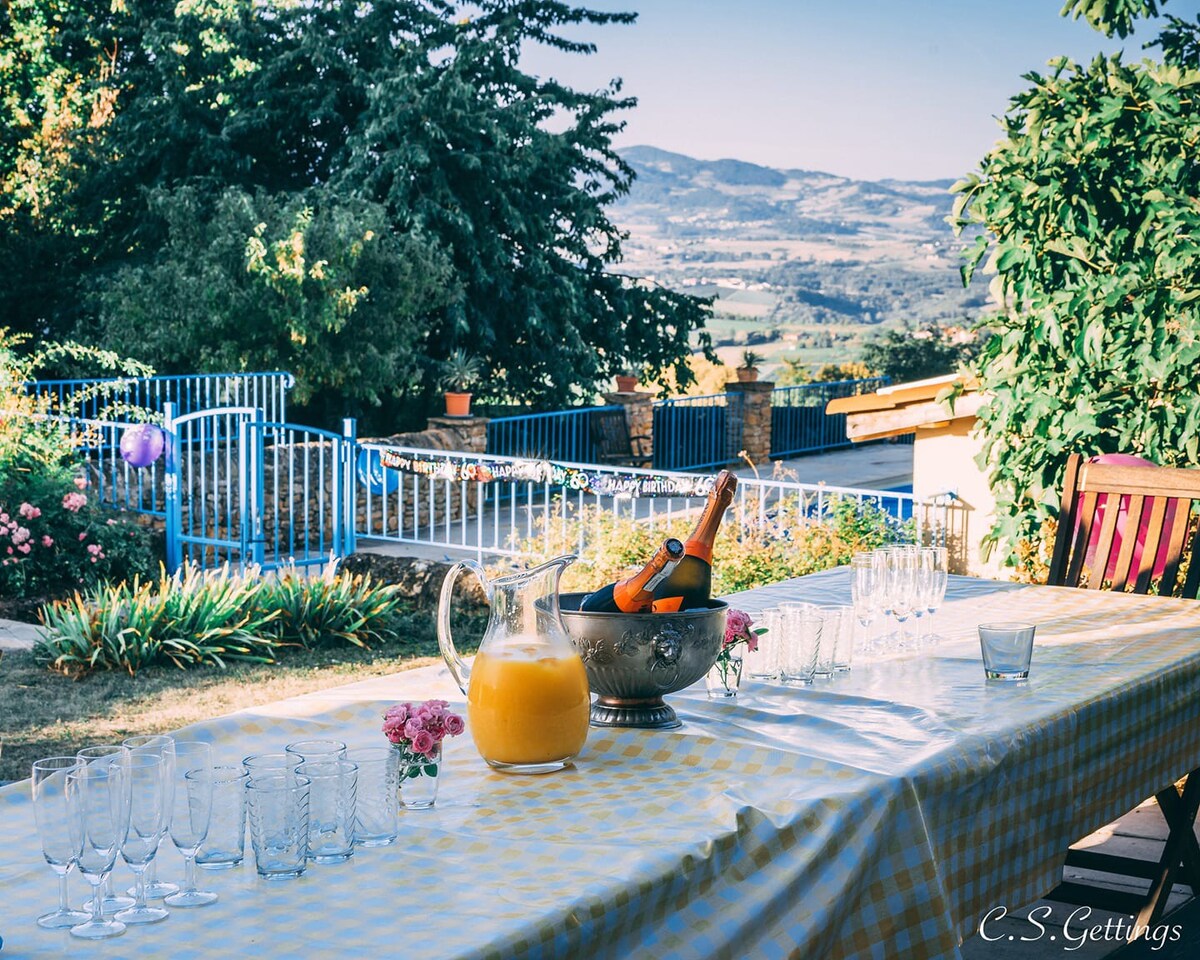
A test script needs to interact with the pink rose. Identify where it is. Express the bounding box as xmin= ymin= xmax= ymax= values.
xmin=411 ymin=730 xmax=435 ymax=755
xmin=74 ymin=476 xmax=88 ymax=490
xmin=17 ymin=542 xmax=31 ymax=554
xmin=78 ymin=532 xmax=88 ymax=541
xmin=11 ymin=526 xmax=30 ymax=545
xmin=403 ymin=717 xmax=423 ymax=739
xmin=385 ymin=703 xmax=409 ymax=723
xmin=444 ymin=714 xmax=465 ymax=736
xmin=62 ymin=492 xmax=87 ymax=512
xmin=41 ymin=535 xmax=53 ymax=548
xmin=425 ymin=700 xmax=446 ymax=719
xmin=383 ymin=716 xmax=406 ymax=739
xmin=18 ymin=502 xmax=41 ymax=519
